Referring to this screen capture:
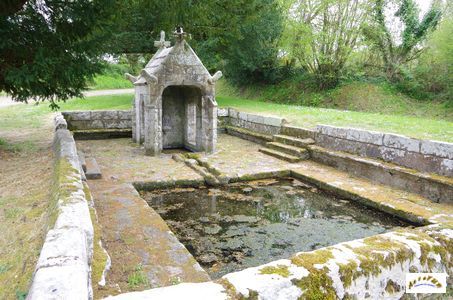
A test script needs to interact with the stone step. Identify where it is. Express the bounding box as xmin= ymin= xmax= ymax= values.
xmin=266 ymin=142 xmax=310 ymax=159
xmin=85 ymin=157 xmax=102 ymax=180
xmin=225 ymin=126 xmax=273 ymax=145
xmin=281 ymin=125 xmax=315 ymax=139
xmin=274 ymin=135 xmax=315 ymax=148
xmin=259 ymin=148 xmax=301 ymax=163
